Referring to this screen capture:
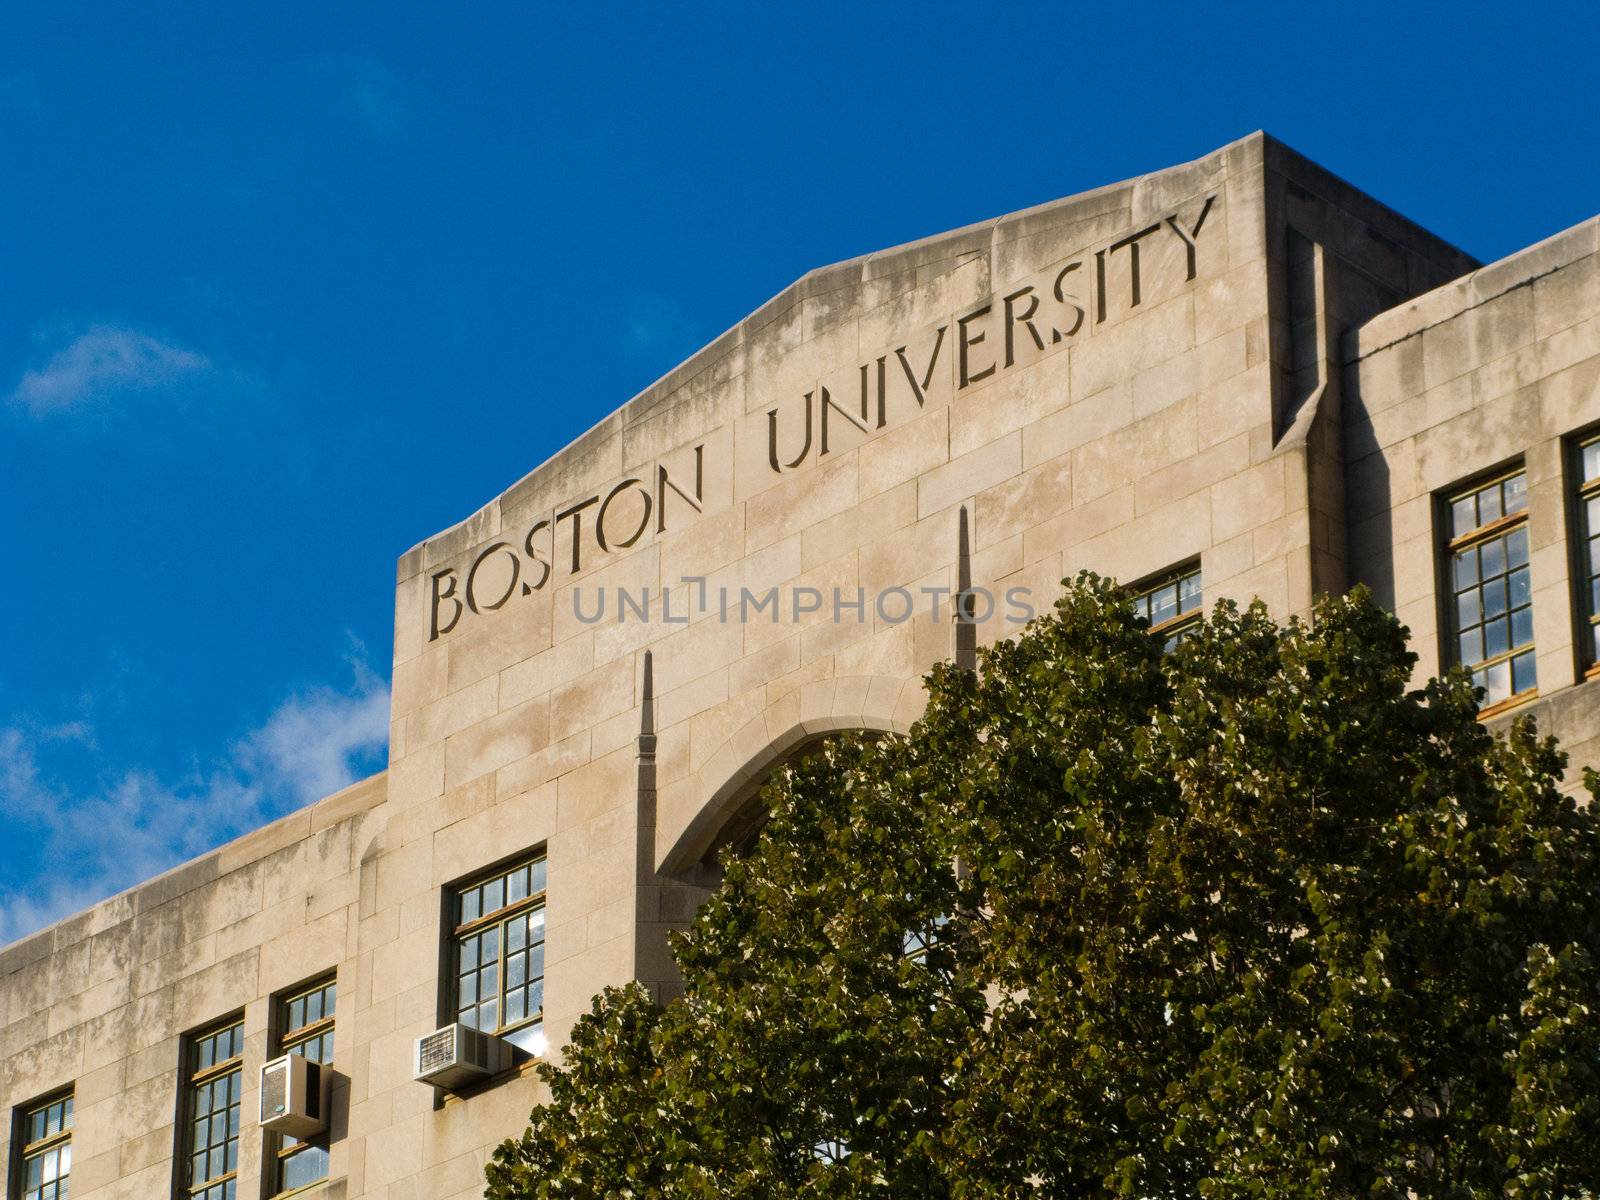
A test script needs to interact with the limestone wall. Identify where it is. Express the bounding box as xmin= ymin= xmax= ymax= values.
xmin=4 ymin=134 xmax=1593 ymax=1200
xmin=0 ymin=774 xmax=385 ymax=1199
xmin=372 ymin=130 xmax=1469 ymax=1103
xmin=1345 ymin=215 xmax=1600 ymax=782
